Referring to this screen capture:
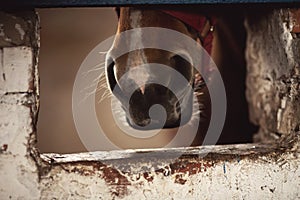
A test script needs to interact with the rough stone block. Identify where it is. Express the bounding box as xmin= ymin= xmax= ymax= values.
xmin=0 ymin=10 xmax=40 ymax=200
xmin=0 ymin=154 xmax=40 ymax=199
xmin=0 ymin=104 xmax=32 ymax=156
xmin=0 ymin=11 xmax=37 ymax=47
xmin=0 ymin=46 xmax=33 ymax=94
xmin=245 ymin=9 xmax=300 ymax=141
